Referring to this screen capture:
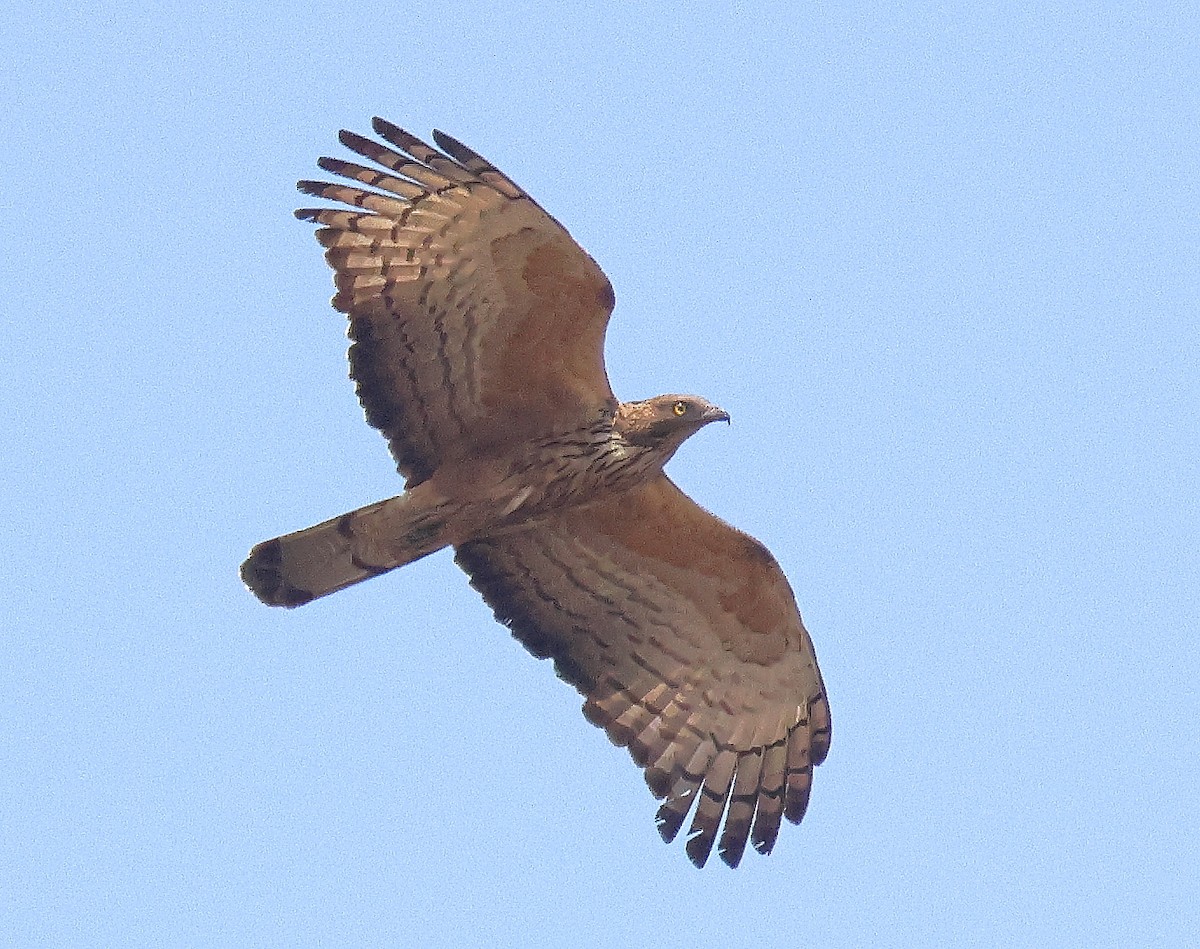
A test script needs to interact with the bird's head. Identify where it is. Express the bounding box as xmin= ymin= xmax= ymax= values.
xmin=617 ymin=395 xmax=730 ymax=454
